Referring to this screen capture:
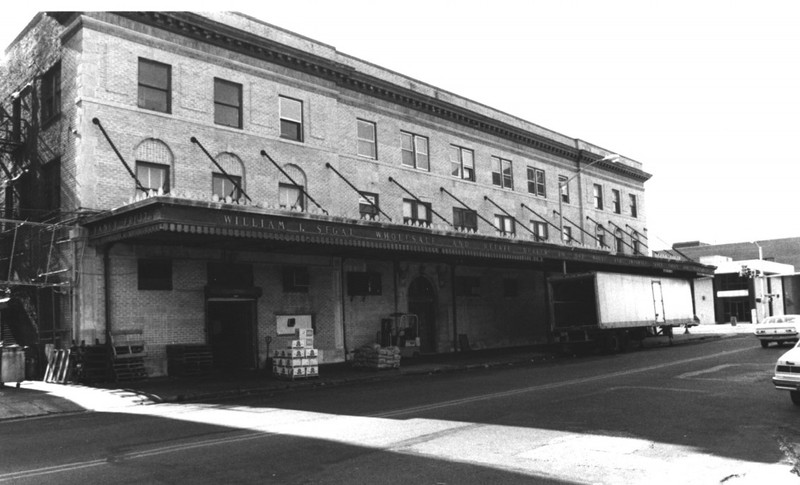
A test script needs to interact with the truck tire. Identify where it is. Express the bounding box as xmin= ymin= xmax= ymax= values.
xmin=791 ymin=391 xmax=800 ymax=406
